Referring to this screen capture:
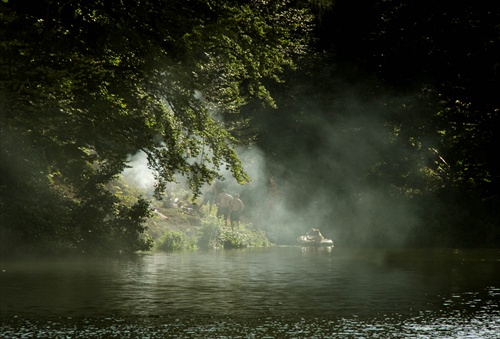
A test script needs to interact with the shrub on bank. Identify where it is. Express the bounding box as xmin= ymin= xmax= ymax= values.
xmin=197 ymin=215 xmax=223 ymax=249
xmin=156 ymin=230 xmax=196 ymax=251
xmin=197 ymin=214 xmax=271 ymax=249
